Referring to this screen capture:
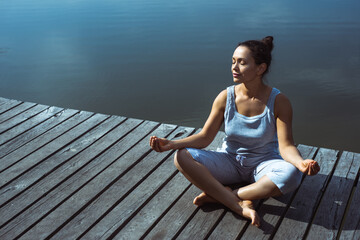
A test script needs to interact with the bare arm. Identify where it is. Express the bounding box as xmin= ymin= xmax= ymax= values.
xmin=150 ymin=90 xmax=227 ymax=152
xmin=275 ymin=94 xmax=320 ymax=176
